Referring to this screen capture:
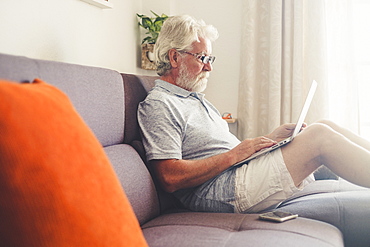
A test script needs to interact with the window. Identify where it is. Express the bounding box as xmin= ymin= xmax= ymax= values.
xmin=353 ymin=0 xmax=370 ymax=139
xmin=326 ymin=0 xmax=370 ymax=140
